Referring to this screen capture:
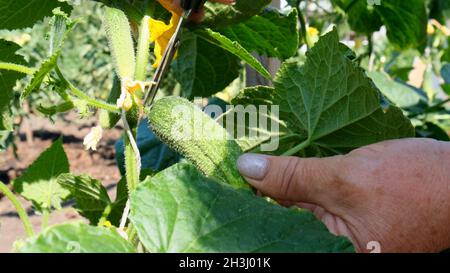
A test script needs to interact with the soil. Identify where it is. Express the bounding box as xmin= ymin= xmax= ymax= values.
xmin=0 ymin=112 xmax=123 ymax=252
